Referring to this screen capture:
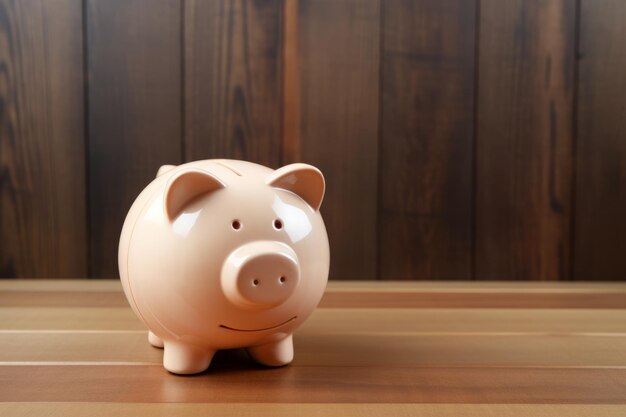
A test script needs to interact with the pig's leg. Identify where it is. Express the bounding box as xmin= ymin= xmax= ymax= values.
xmin=247 ymin=334 xmax=294 ymax=366
xmin=148 ymin=331 xmax=164 ymax=348
xmin=163 ymin=341 xmax=215 ymax=375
